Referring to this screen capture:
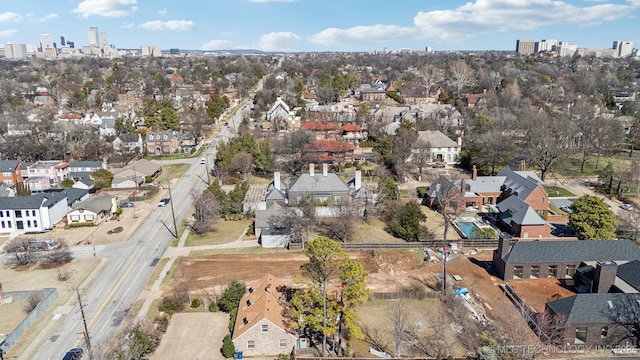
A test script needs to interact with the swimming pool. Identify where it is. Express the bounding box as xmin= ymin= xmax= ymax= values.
xmin=456 ymin=221 xmax=481 ymax=238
